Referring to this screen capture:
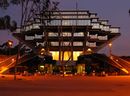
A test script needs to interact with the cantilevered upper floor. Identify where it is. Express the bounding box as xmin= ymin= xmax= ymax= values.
xmin=13 ymin=10 xmax=120 ymax=53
